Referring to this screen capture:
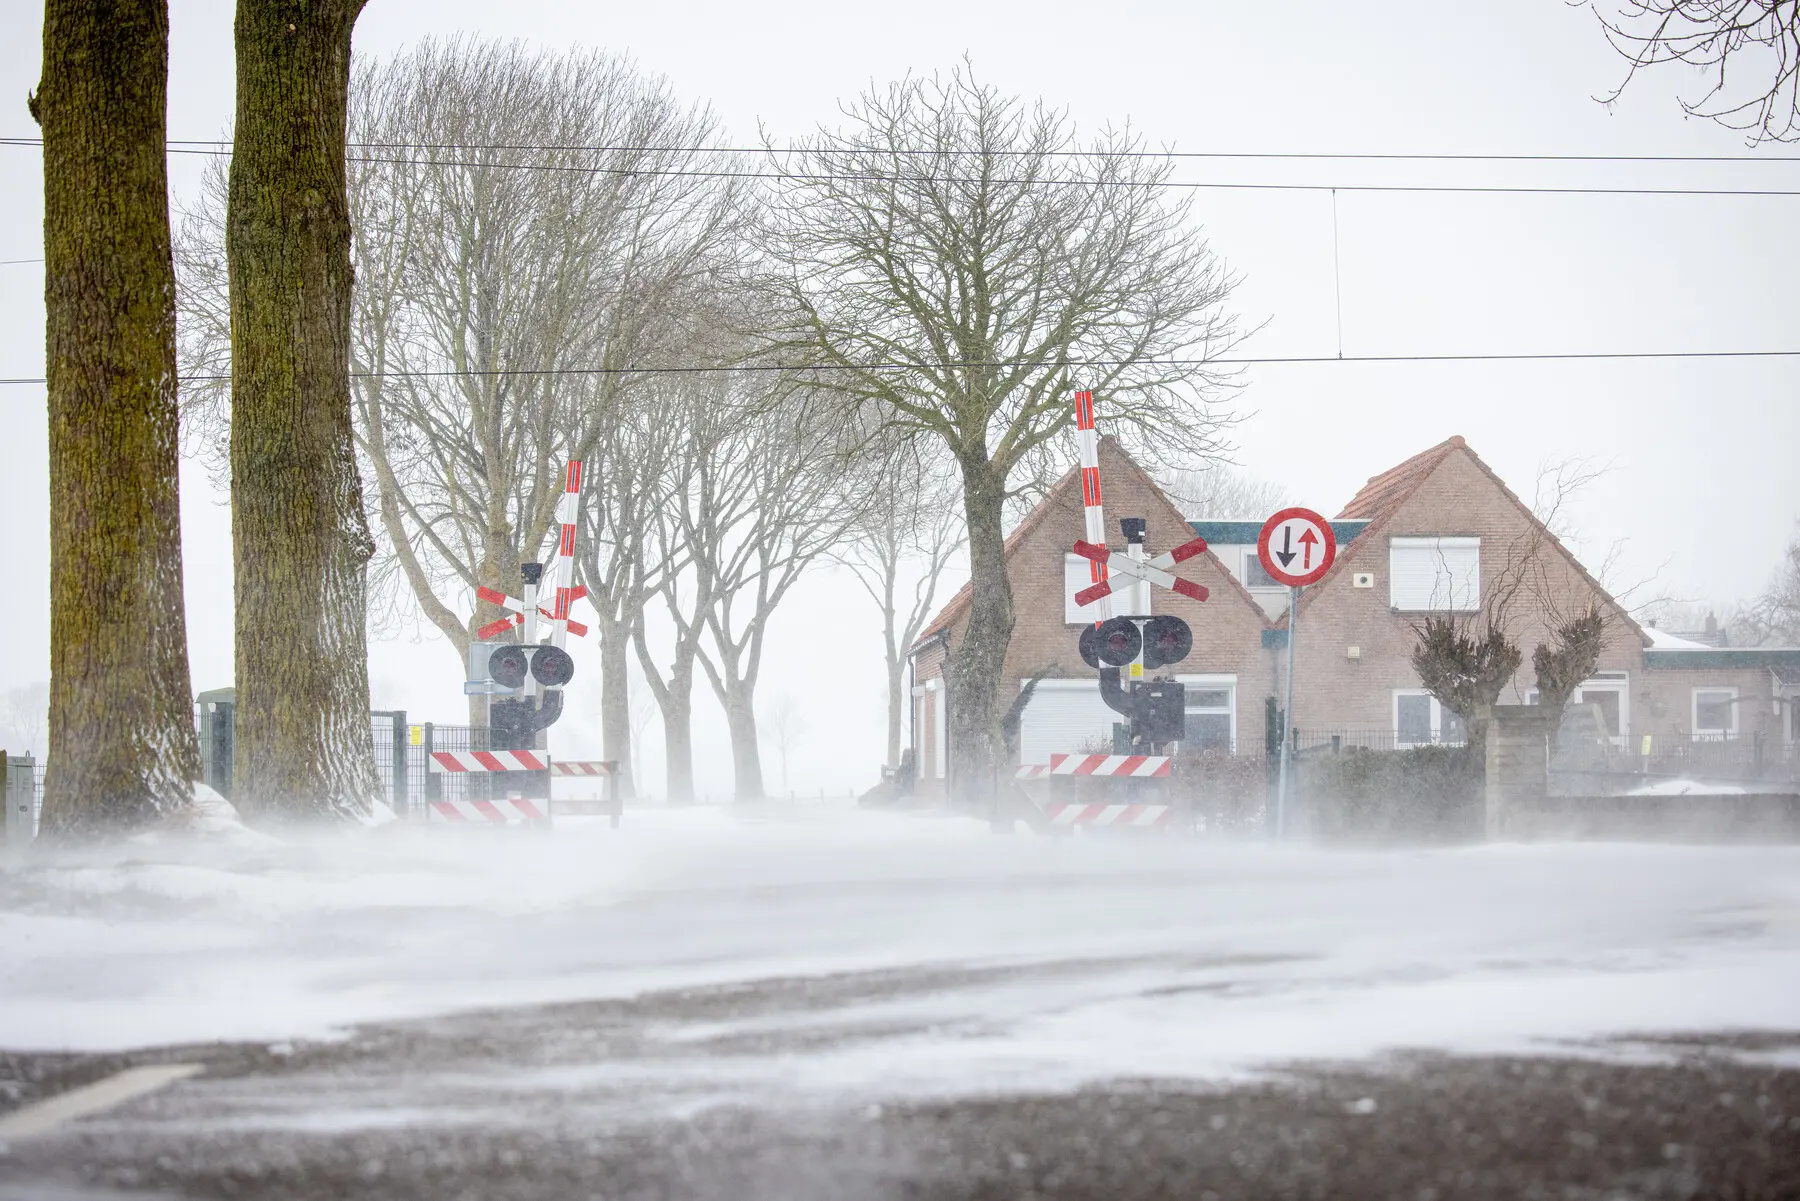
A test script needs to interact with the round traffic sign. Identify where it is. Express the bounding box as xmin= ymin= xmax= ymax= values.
xmin=1257 ymin=507 xmax=1337 ymax=588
